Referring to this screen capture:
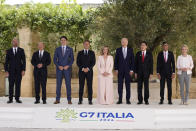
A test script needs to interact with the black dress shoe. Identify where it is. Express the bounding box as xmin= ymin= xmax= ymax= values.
xmin=145 ymin=101 xmax=149 ymax=105
xmin=43 ymin=101 xmax=47 ymax=104
xmin=159 ymin=101 xmax=163 ymax=104
xmin=7 ymin=100 xmax=13 ymax=104
xmin=89 ymin=101 xmax=93 ymax=105
xmin=16 ymin=100 xmax=22 ymax=103
xmin=78 ymin=101 xmax=82 ymax=105
xmin=116 ymin=101 xmax=122 ymax=104
xmin=168 ymin=101 xmax=173 ymax=105
xmin=34 ymin=100 xmax=40 ymax=104
xmin=126 ymin=100 xmax=131 ymax=104
xmin=137 ymin=101 xmax=143 ymax=104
